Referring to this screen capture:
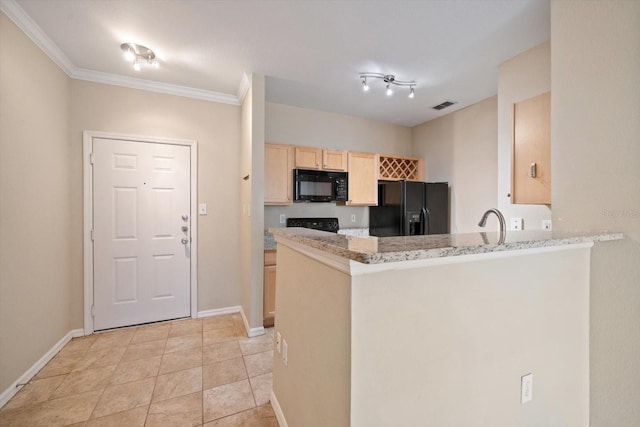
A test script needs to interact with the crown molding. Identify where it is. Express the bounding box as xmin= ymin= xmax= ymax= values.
xmin=1 ymin=0 xmax=240 ymax=106
xmin=237 ymin=73 xmax=251 ymax=103
xmin=1 ymin=0 xmax=74 ymax=75
xmin=72 ymin=68 xmax=240 ymax=105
